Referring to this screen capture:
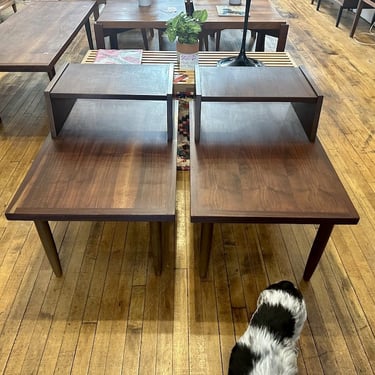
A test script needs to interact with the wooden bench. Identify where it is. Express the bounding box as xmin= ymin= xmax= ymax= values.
xmin=5 ymin=64 xmax=177 ymax=276
xmin=82 ymin=50 xmax=296 ymax=94
xmin=190 ymin=67 xmax=359 ymax=280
